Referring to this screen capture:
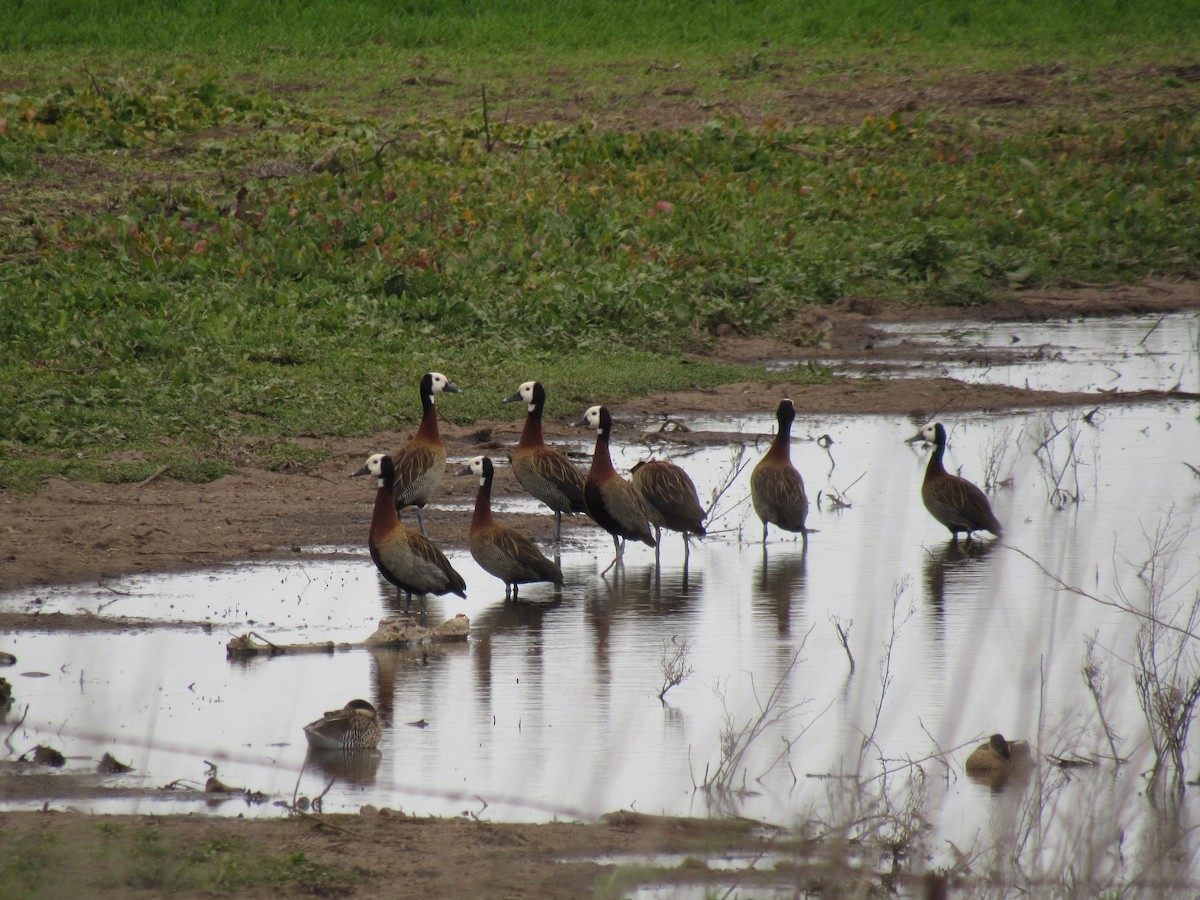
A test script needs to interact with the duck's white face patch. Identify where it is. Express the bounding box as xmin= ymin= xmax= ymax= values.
xmin=517 ymin=381 xmax=537 ymax=411
xmin=464 ymin=455 xmax=487 ymax=485
xmin=365 ymin=453 xmax=387 ymax=486
xmin=583 ymin=405 xmax=602 ymax=430
xmin=427 ymin=372 xmax=451 ymax=402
